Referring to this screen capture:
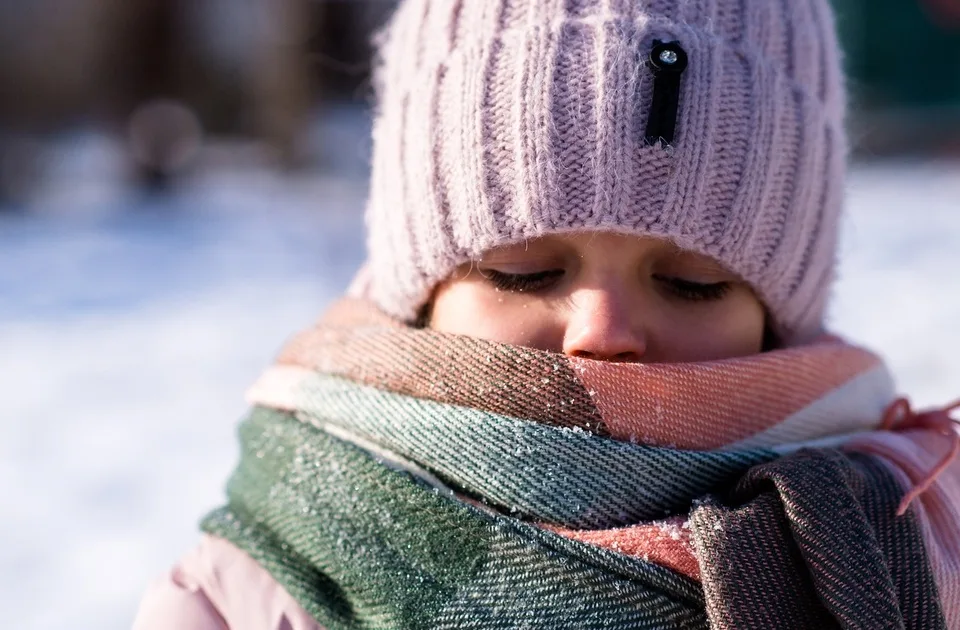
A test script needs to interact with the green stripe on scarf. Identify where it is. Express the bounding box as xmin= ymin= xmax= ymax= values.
xmin=203 ymin=407 xmax=709 ymax=629
xmin=289 ymin=373 xmax=779 ymax=529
